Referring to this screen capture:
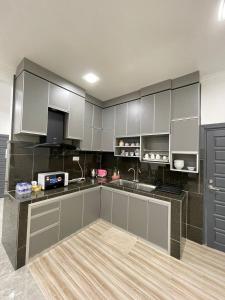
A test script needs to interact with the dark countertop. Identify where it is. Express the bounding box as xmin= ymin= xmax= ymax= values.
xmin=7 ymin=177 xmax=186 ymax=204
